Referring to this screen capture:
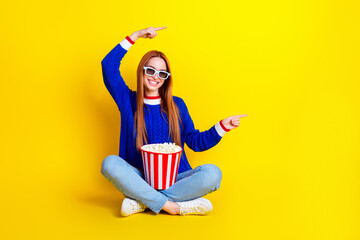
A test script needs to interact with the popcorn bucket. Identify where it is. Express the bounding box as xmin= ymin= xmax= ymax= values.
xmin=140 ymin=144 xmax=183 ymax=190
